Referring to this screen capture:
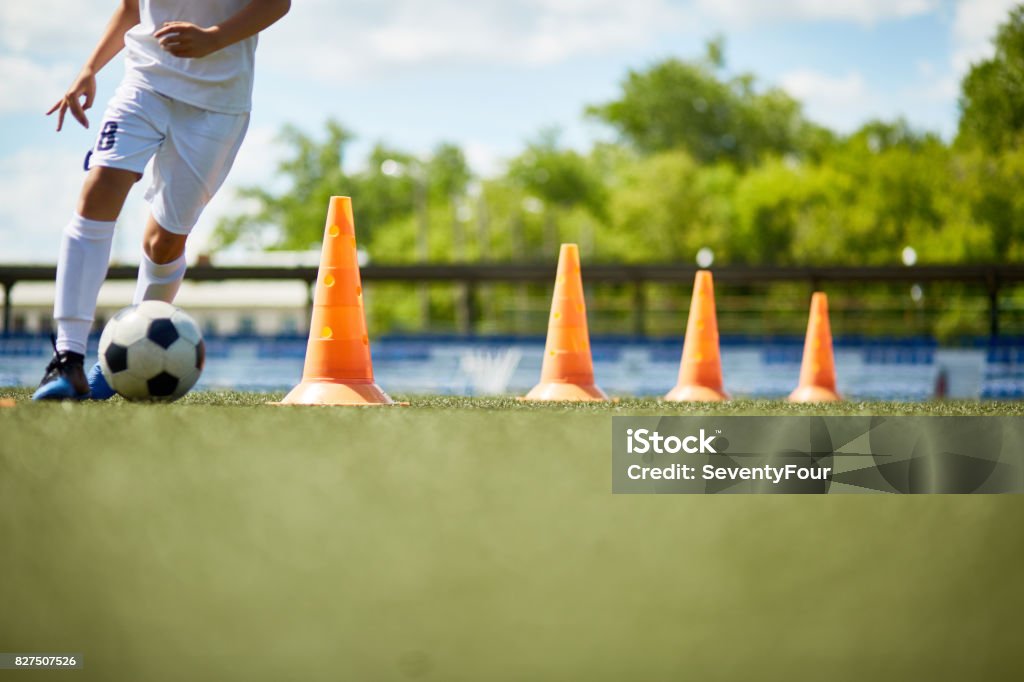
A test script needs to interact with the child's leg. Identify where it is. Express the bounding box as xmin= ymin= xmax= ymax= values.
xmin=131 ymin=101 xmax=250 ymax=306
xmin=38 ymin=85 xmax=169 ymax=399
xmin=52 ymin=85 xmax=167 ymax=356
xmin=133 ymin=214 xmax=188 ymax=304
xmin=85 ymin=212 xmax=186 ymax=401
xmin=54 ymin=166 xmax=140 ymax=355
